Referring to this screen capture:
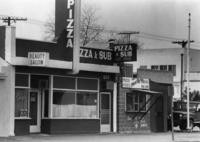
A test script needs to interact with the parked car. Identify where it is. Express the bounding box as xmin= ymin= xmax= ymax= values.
xmin=168 ymin=100 xmax=200 ymax=130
